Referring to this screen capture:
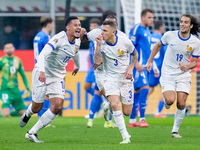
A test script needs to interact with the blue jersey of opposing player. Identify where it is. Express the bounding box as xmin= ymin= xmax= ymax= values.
xmin=129 ymin=24 xmax=151 ymax=89
xmin=149 ymin=32 xmax=166 ymax=87
xmin=89 ymin=41 xmax=95 ymax=68
xmin=33 ymin=31 xmax=50 ymax=63
xmin=129 ymin=24 xmax=151 ymax=66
